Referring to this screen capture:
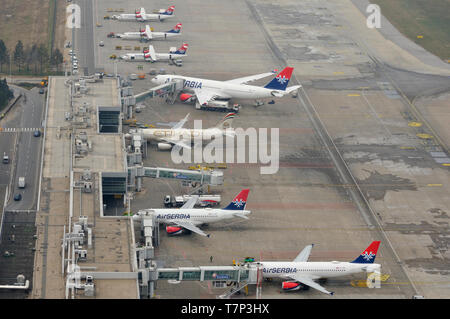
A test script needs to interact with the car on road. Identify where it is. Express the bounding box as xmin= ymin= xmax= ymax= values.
xmin=99 ymin=41 xmax=104 ymax=47
xmin=14 ymin=194 xmax=22 ymax=201
xmin=39 ymin=88 xmax=45 ymax=94
xmin=2 ymin=153 xmax=9 ymax=164
xmin=34 ymin=130 xmax=41 ymax=137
